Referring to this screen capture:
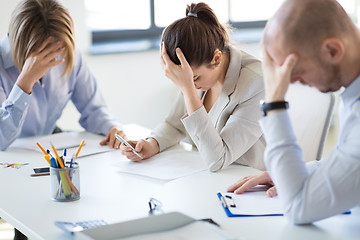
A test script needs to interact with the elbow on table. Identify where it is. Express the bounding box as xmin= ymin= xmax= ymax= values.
xmin=284 ymin=204 xmax=314 ymax=225
xmin=0 ymin=143 xmax=9 ymax=151
xmin=207 ymin=158 xmax=226 ymax=173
